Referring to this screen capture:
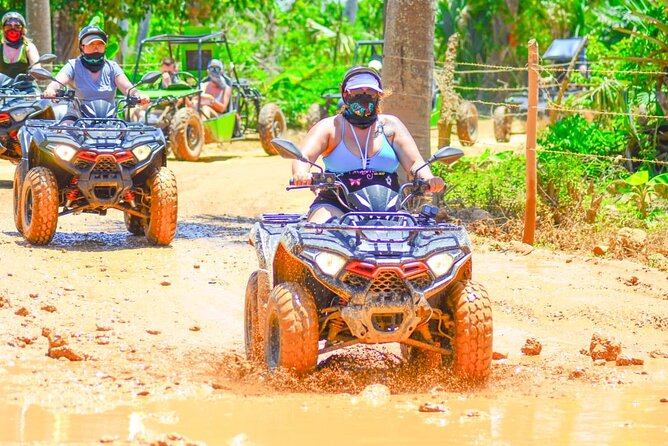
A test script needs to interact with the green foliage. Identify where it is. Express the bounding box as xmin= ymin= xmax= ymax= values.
xmin=608 ymin=170 xmax=668 ymax=219
xmin=433 ymin=149 xmax=526 ymax=219
xmin=538 ymin=114 xmax=626 ymax=181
